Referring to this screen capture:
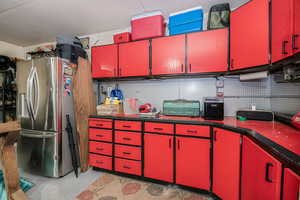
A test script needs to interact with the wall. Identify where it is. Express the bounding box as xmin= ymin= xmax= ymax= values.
xmin=98 ymin=77 xmax=273 ymax=117
xmin=0 ymin=41 xmax=25 ymax=59
xmin=270 ymin=78 xmax=300 ymax=114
